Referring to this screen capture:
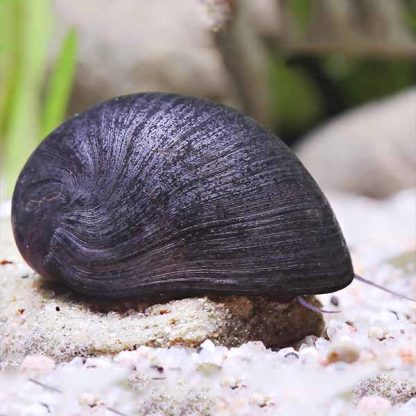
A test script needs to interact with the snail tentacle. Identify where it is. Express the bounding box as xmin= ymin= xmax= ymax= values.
xmin=296 ymin=296 xmax=341 ymax=314
xmin=354 ymin=274 xmax=416 ymax=303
